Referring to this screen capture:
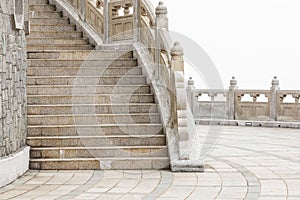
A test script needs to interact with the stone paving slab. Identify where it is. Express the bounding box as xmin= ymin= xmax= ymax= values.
xmin=1 ymin=125 xmax=300 ymax=199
